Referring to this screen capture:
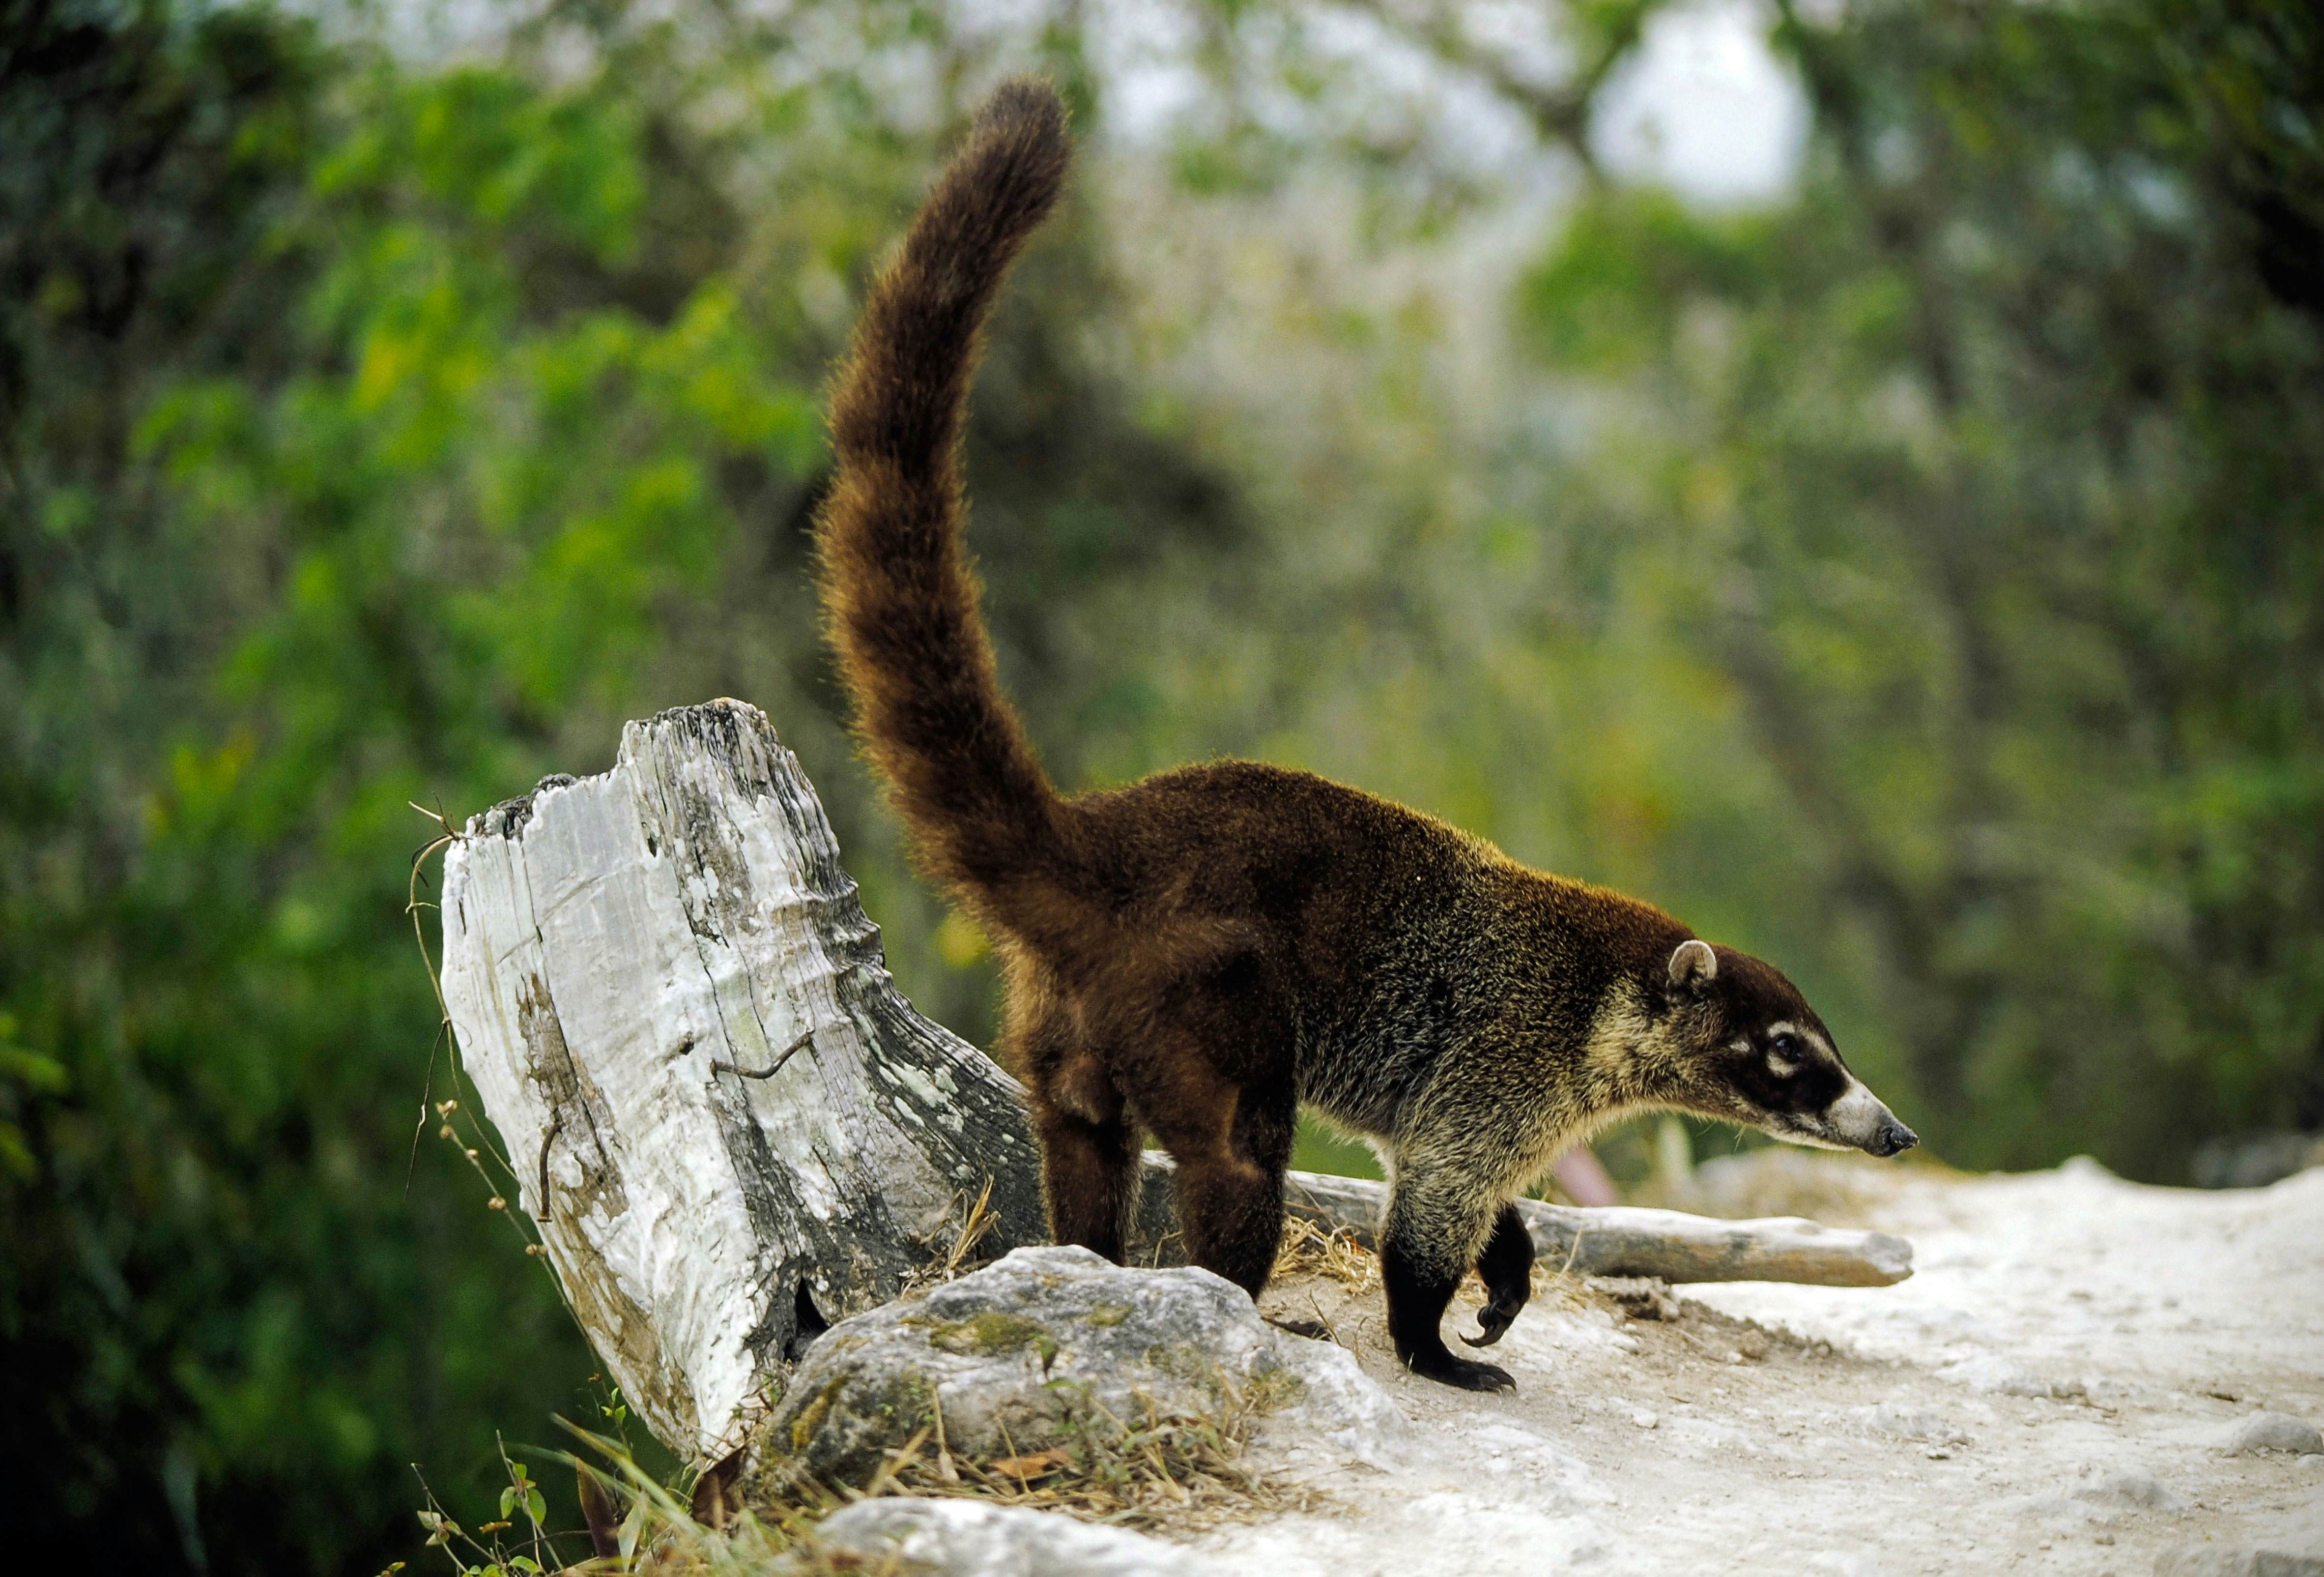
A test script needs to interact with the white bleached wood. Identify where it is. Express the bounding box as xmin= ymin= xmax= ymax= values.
xmin=439 ymin=699 xmax=1910 ymax=1463
xmin=439 ymin=700 xmax=1048 ymax=1462
xmin=1271 ymin=1170 xmax=1913 ymax=1287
